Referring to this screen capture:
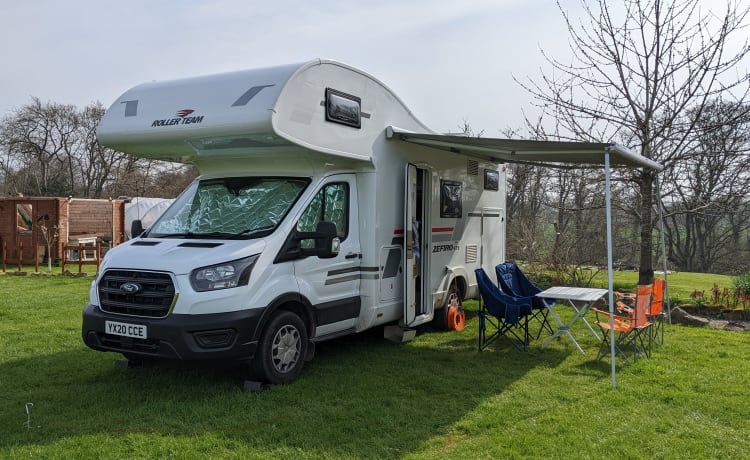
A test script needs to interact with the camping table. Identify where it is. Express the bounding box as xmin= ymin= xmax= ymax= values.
xmin=536 ymin=286 xmax=609 ymax=354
